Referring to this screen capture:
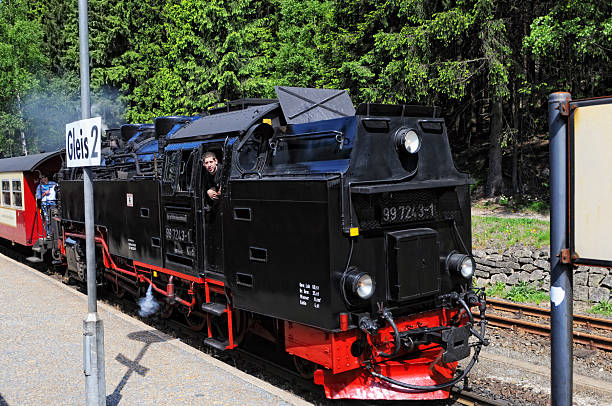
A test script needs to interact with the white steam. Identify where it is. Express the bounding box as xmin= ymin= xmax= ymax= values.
xmin=138 ymin=285 xmax=160 ymax=317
